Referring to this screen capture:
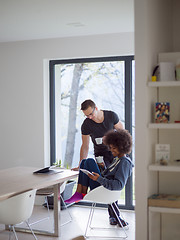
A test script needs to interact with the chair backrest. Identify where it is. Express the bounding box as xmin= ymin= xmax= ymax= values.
xmin=83 ymin=186 xmax=121 ymax=204
xmin=0 ymin=189 xmax=37 ymax=225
